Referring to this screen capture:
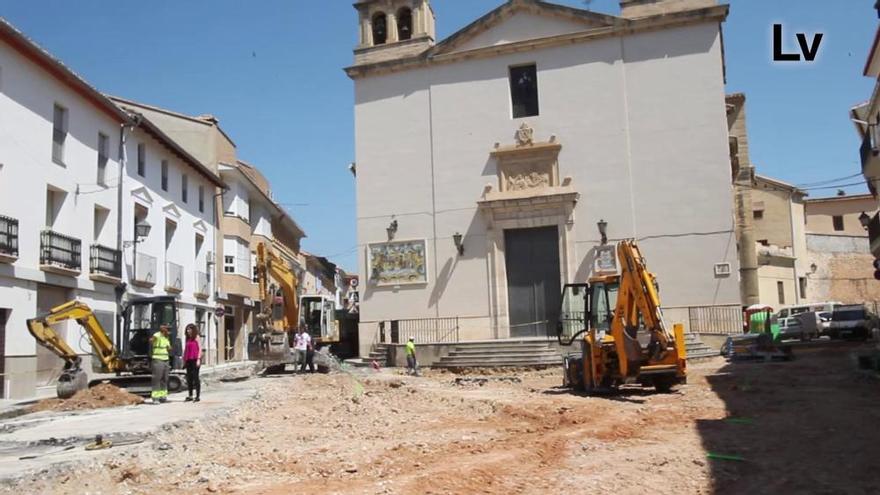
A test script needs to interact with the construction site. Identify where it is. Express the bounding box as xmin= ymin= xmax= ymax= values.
xmin=0 ymin=342 xmax=875 ymax=494
xmin=0 ymin=0 xmax=880 ymax=492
